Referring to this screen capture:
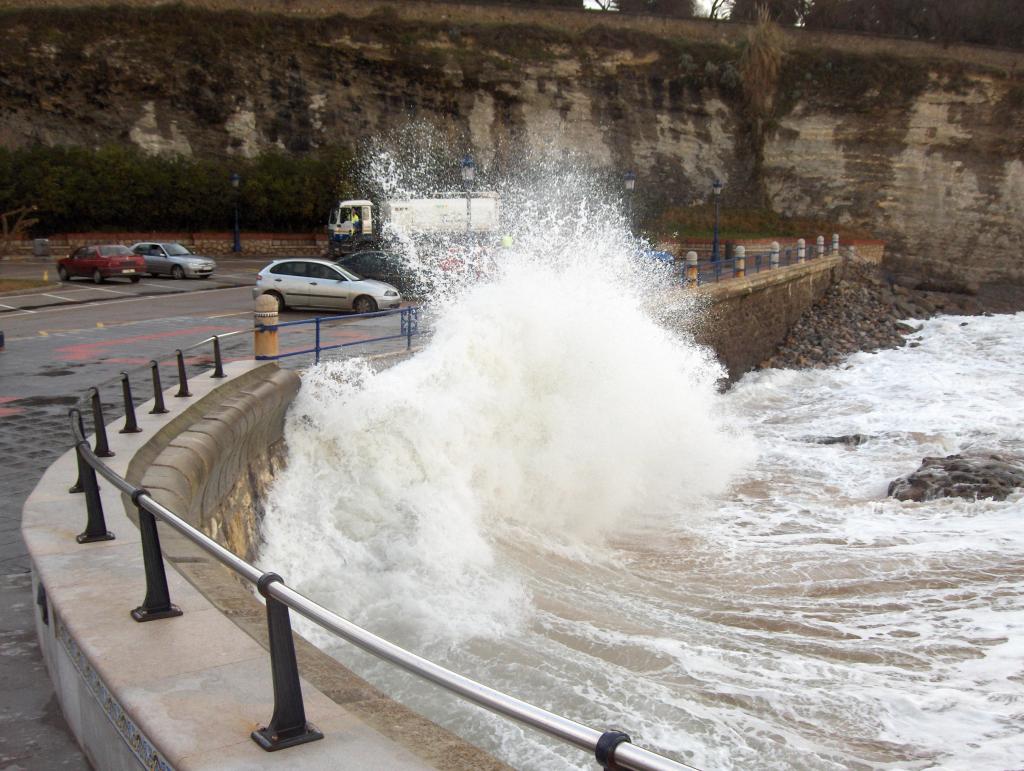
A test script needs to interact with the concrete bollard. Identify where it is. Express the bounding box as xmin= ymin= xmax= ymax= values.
xmin=734 ymin=245 xmax=746 ymax=278
xmin=816 ymin=235 xmax=825 ymax=258
xmin=797 ymin=238 xmax=806 ymax=263
xmin=685 ymin=251 xmax=698 ymax=287
xmin=770 ymin=241 xmax=780 ymax=270
xmin=832 ymin=233 xmax=839 ymax=255
xmin=254 ymin=294 xmax=279 ymax=360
